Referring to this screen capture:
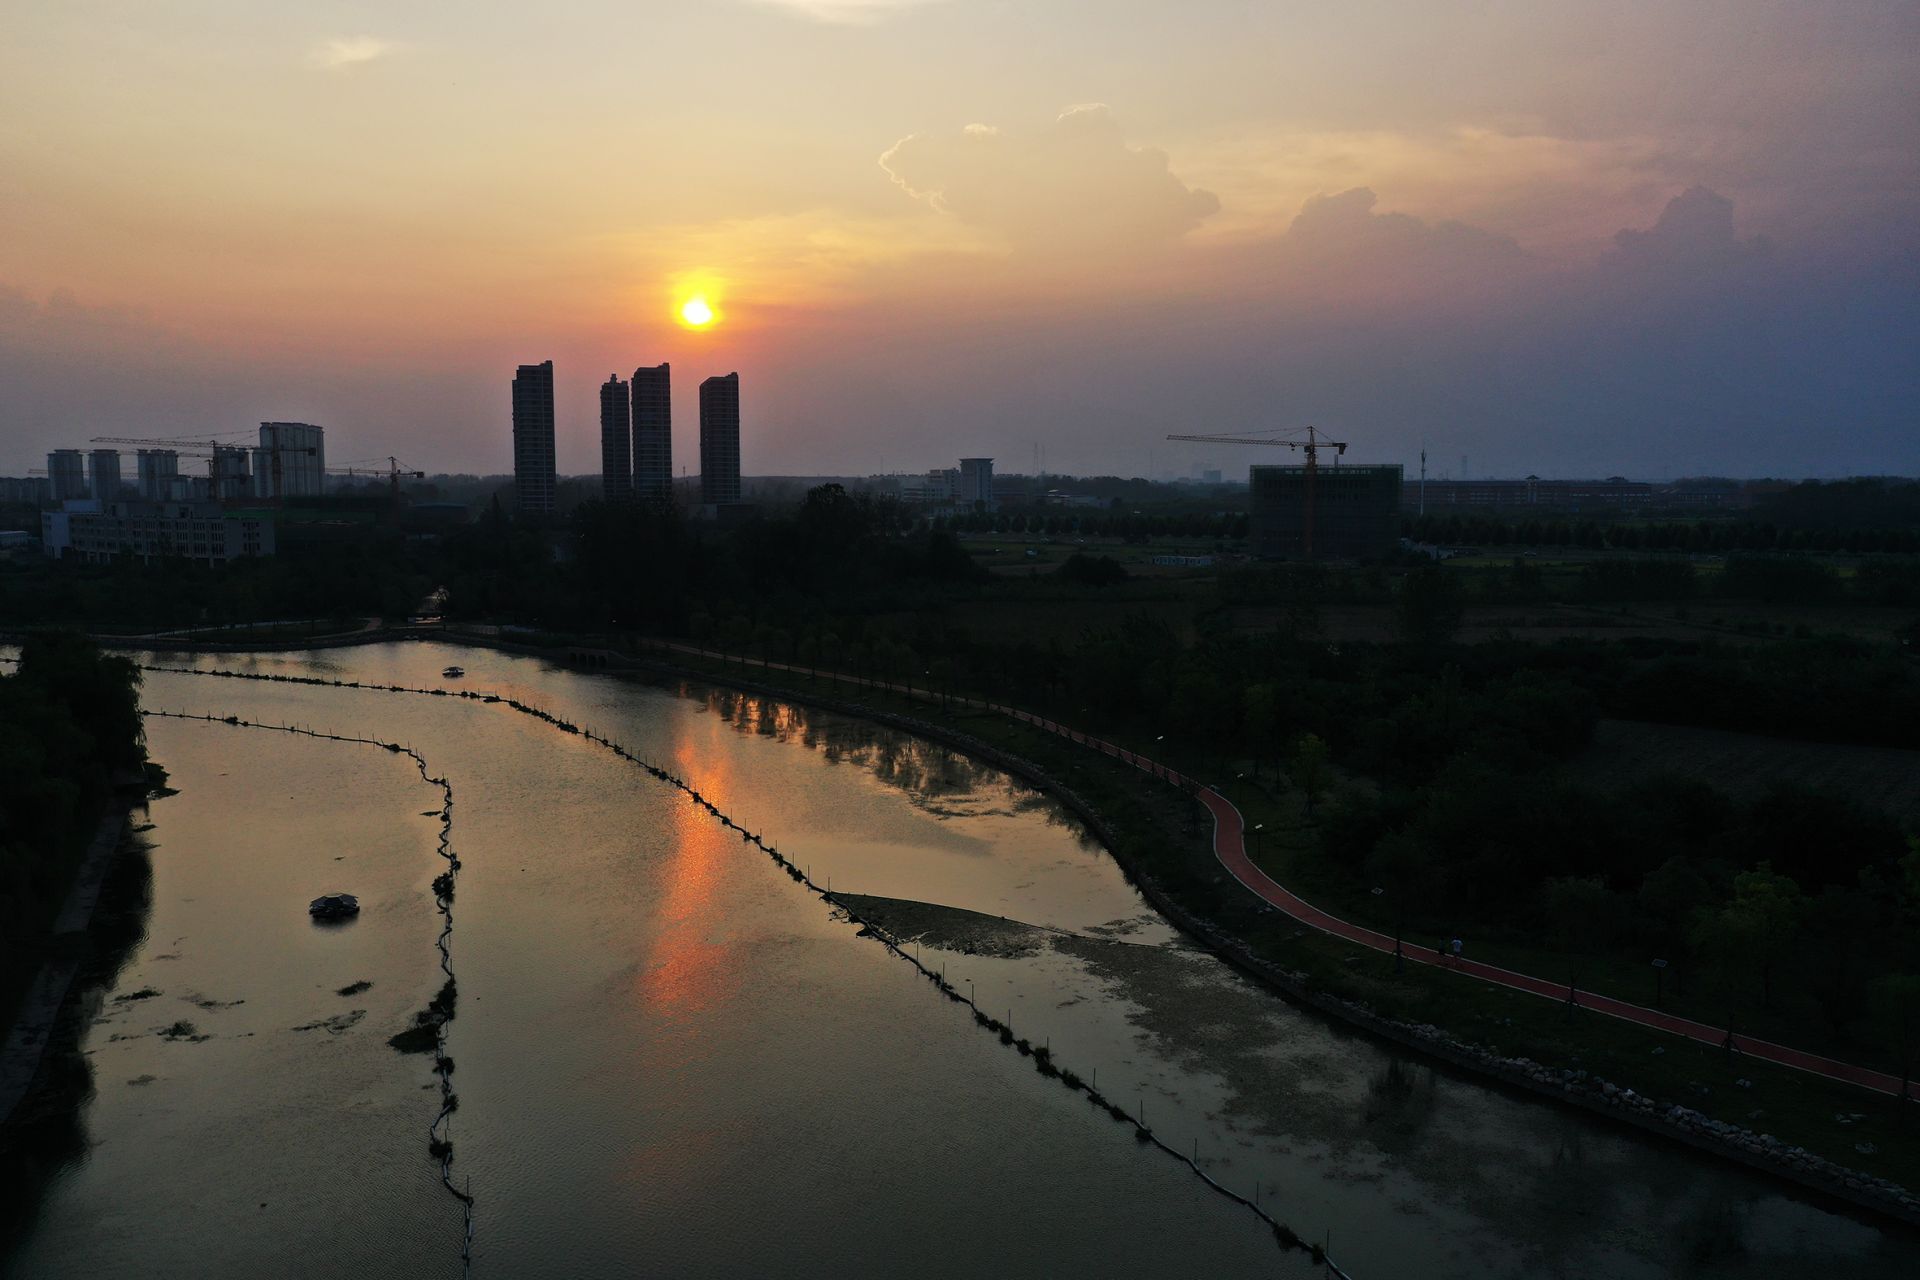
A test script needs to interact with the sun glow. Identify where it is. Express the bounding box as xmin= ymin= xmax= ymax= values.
xmin=679 ymin=296 xmax=715 ymax=328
